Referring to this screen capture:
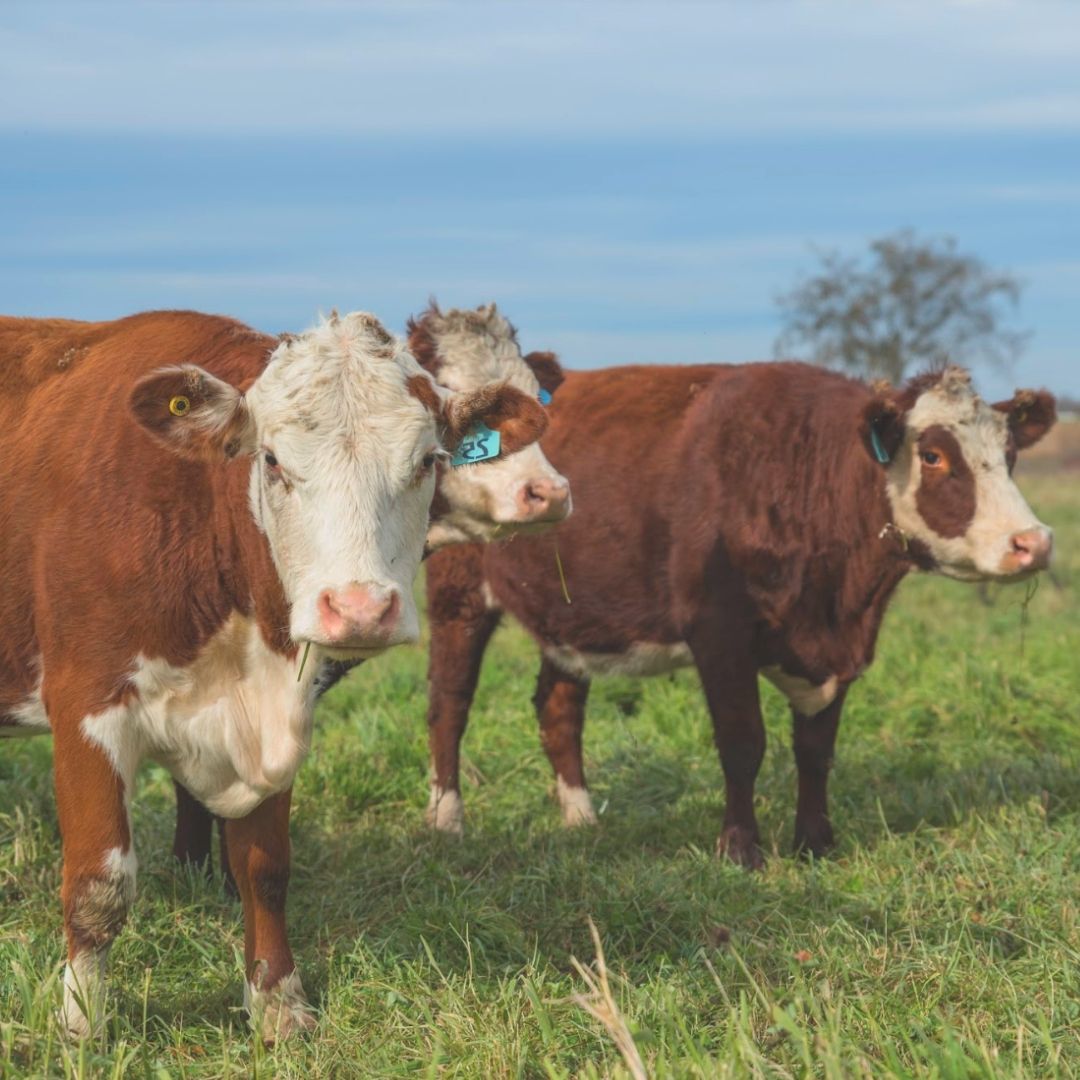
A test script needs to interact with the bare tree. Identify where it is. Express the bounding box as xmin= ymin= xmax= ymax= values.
xmin=775 ymin=230 xmax=1028 ymax=384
